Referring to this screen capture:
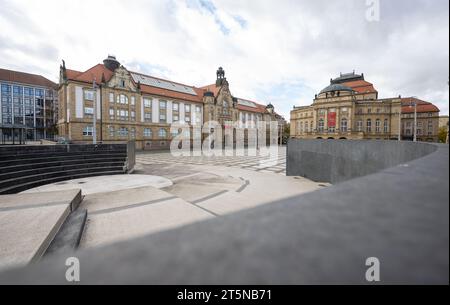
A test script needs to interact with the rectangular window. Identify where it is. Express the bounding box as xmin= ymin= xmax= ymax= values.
xmin=375 ymin=120 xmax=381 ymax=133
xmin=108 ymin=126 xmax=115 ymax=138
xmin=120 ymin=95 xmax=128 ymax=104
xmin=131 ymin=96 xmax=136 ymax=106
xmin=144 ymin=98 xmax=152 ymax=108
xmin=83 ymin=126 xmax=94 ymax=136
xmin=109 ymin=108 xmax=115 ymax=120
xmin=144 ymin=128 xmax=152 ymax=138
xmin=84 ymin=90 xmax=95 ymax=101
xmin=357 ymin=120 xmax=363 ymax=132
xmin=118 ymin=127 xmax=128 ymax=137
xmin=144 ymin=112 xmax=152 ymax=122
xmin=173 ymin=103 xmax=179 ymax=112
xmin=196 ymin=105 xmax=201 ymax=113
xmin=367 ymin=120 xmax=372 ymax=133
xmin=173 ymin=115 xmax=179 ymax=122
xmin=185 ymin=104 xmax=191 ymax=113
xmin=160 ymin=114 xmax=167 ymax=123
xmin=109 ymin=93 xmax=114 ymax=103
xmin=131 ymin=111 xmax=136 ymax=121
xmin=159 ymin=100 xmax=167 ymax=109
xmin=84 ymin=107 xmax=94 ymax=115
